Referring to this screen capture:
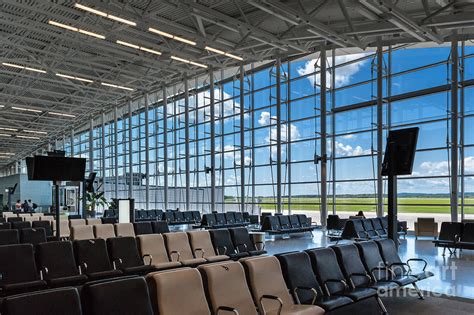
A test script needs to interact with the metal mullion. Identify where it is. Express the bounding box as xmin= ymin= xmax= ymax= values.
xmin=184 ymin=74 xmax=190 ymax=211
xmin=128 ymin=101 xmax=133 ymax=200
xmin=114 ymin=107 xmax=118 ymax=198
xmin=376 ymin=39 xmax=384 ymax=217
xmin=210 ymin=67 xmax=216 ymax=212
xmin=276 ymin=58 xmax=282 ymax=214
xmin=163 ymin=85 xmax=169 ymax=211
xmin=145 ymin=94 xmax=150 ymax=210
xmin=450 ymin=40 xmax=459 ymax=222
xmin=320 ymin=47 xmax=328 ymax=226
xmin=331 ymin=49 xmax=337 ymax=215
xmin=240 ymin=64 xmax=245 ymax=213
